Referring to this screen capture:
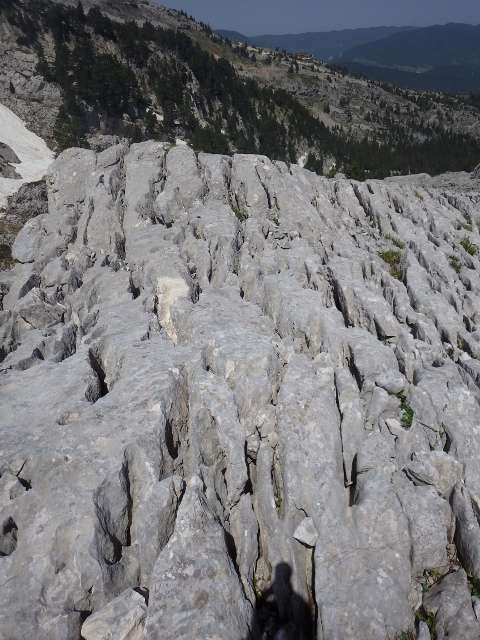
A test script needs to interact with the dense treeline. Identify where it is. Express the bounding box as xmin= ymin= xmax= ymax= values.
xmin=2 ymin=0 xmax=480 ymax=179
